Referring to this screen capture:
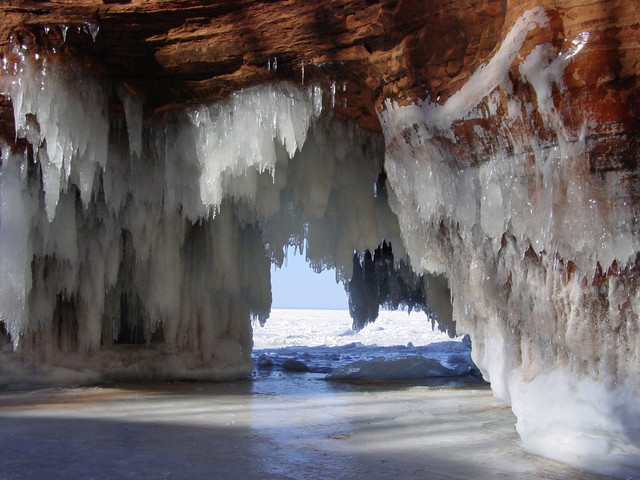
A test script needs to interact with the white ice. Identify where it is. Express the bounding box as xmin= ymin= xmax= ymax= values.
xmin=0 ymin=42 xmax=401 ymax=385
